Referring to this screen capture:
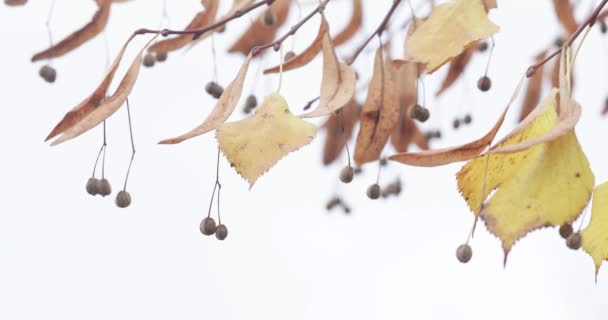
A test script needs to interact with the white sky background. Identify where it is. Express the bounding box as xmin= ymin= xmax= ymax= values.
xmin=1 ymin=0 xmax=608 ymax=319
